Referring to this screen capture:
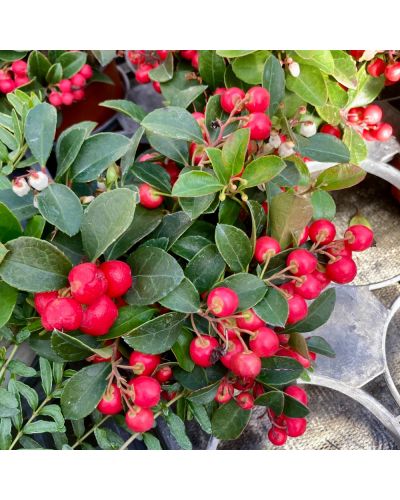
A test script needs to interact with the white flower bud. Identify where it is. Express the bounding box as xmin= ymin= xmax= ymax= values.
xmin=97 ymin=181 xmax=106 ymax=191
xmin=288 ymin=61 xmax=300 ymax=77
xmin=278 ymin=142 xmax=295 ymax=158
xmin=33 ymin=196 xmax=38 ymax=208
xmin=81 ymin=196 xmax=95 ymax=204
xmin=28 ymin=171 xmax=49 ymax=191
xmin=300 ymin=121 xmax=317 ymax=138
xmin=12 ymin=178 xmax=31 ymax=197
xmin=269 ymin=134 xmax=282 ymax=148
